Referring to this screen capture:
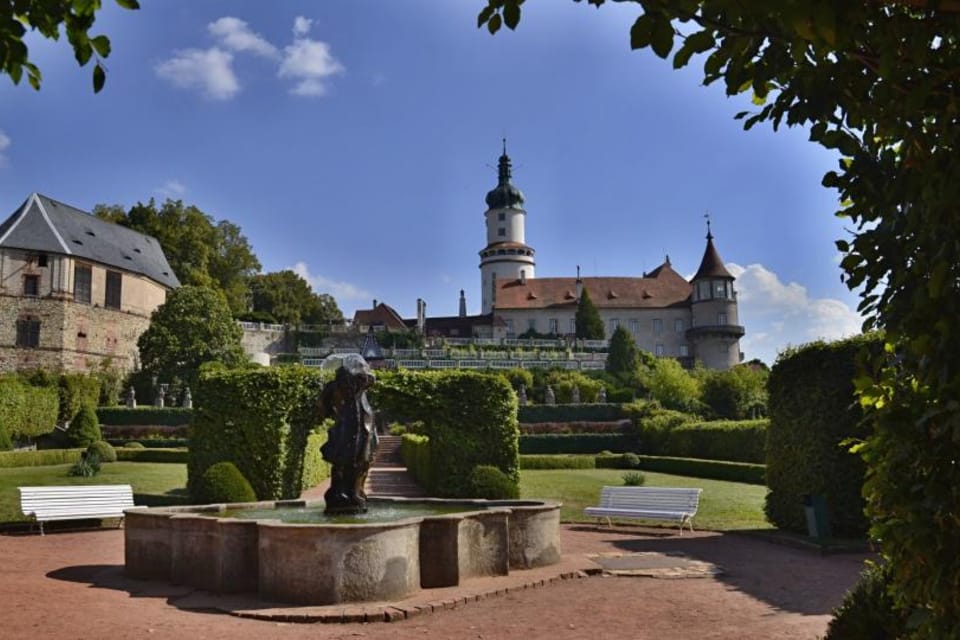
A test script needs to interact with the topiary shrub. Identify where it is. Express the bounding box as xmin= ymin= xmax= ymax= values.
xmin=68 ymin=450 xmax=101 ymax=477
xmin=620 ymin=452 xmax=640 ymax=469
xmin=86 ymin=440 xmax=117 ymax=463
xmin=67 ymin=405 xmax=102 ymax=448
xmin=124 ymin=441 xmax=145 ymax=449
xmin=622 ymin=471 xmax=646 ymax=486
xmin=195 ymin=461 xmax=257 ymax=504
xmin=765 ymin=334 xmax=882 ymax=537
xmin=468 ymin=465 xmax=520 ymax=499
xmin=824 ymin=563 xmax=905 ymax=640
